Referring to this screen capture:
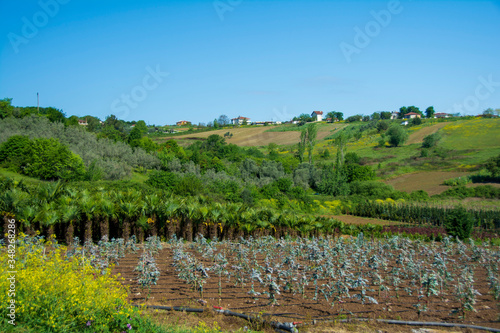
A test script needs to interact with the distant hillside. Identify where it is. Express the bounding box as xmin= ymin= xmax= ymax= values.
xmin=159 ymin=123 xmax=345 ymax=147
